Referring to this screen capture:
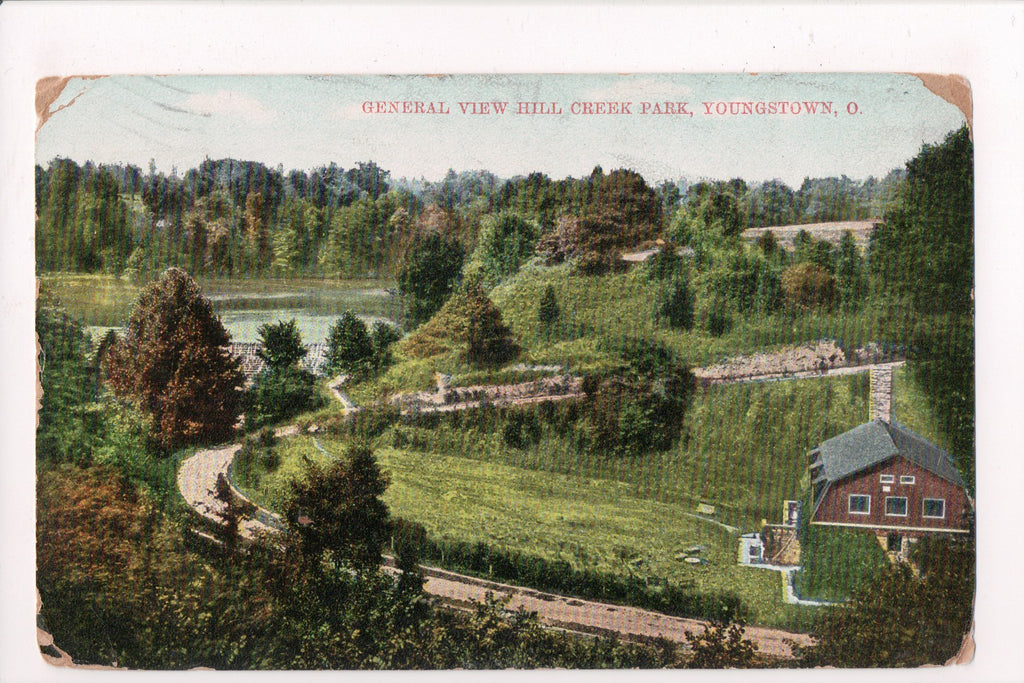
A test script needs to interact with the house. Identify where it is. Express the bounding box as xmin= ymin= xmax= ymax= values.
xmin=808 ymin=419 xmax=971 ymax=553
